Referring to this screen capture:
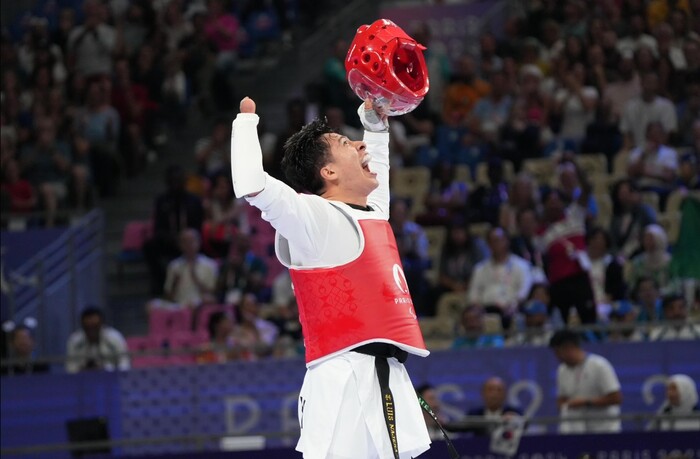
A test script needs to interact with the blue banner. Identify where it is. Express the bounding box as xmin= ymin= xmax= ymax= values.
xmin=2 ymin=341 xmax=699 ymax=457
